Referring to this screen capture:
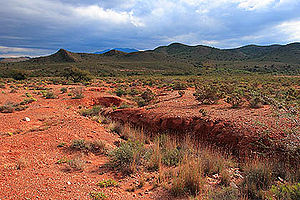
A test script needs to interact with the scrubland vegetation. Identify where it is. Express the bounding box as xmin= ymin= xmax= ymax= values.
xmin=0 ymin=46 xmax=299 ymax=199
